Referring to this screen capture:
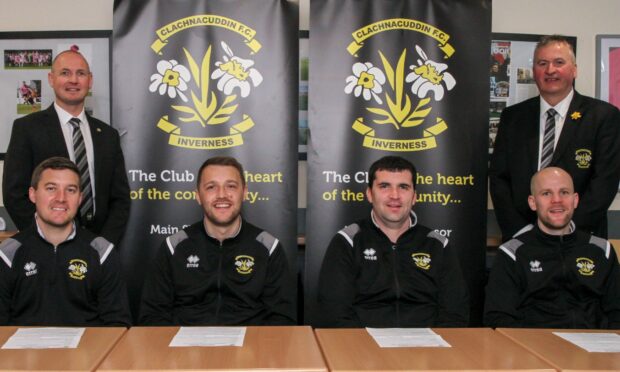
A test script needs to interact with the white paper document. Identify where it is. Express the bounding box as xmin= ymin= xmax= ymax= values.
xmin=553 ymin=332 xmax=620 ymax=353
xmin=366 ymin=328 xmax=451 ymax=348
xmin=2 ymin=327 xmax=85 ymax=349
xmin=169 ymin=327 xmax=246 ymax=347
